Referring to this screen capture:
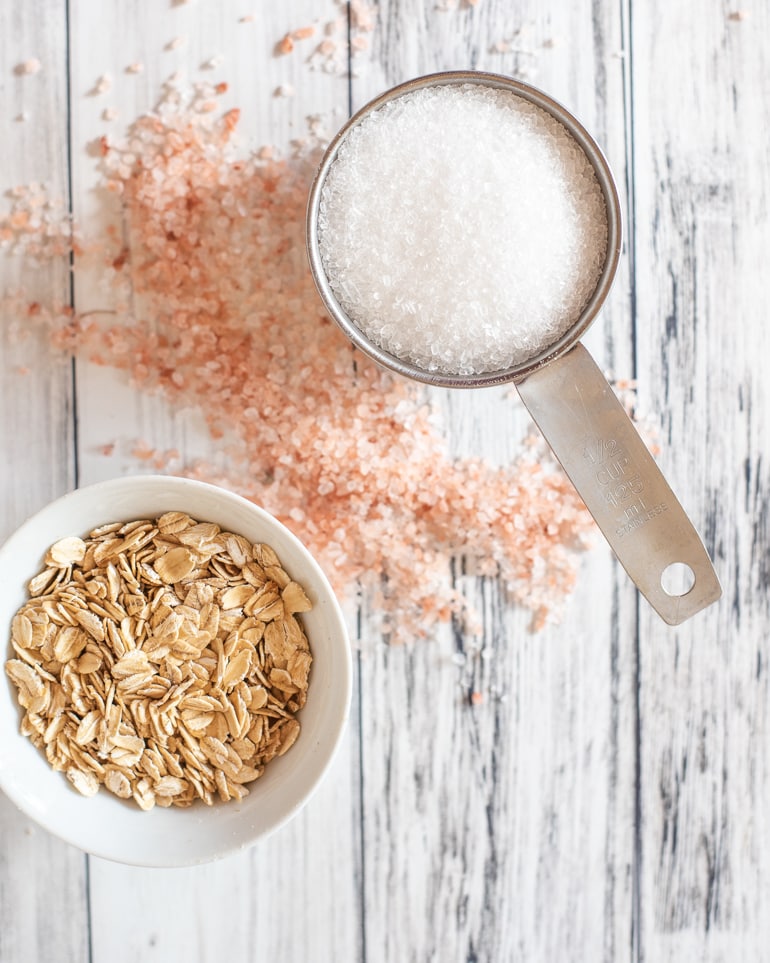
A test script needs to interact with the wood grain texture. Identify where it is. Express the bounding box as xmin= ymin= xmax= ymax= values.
xmin=631 ymin=0 xmax=770 ymax=958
